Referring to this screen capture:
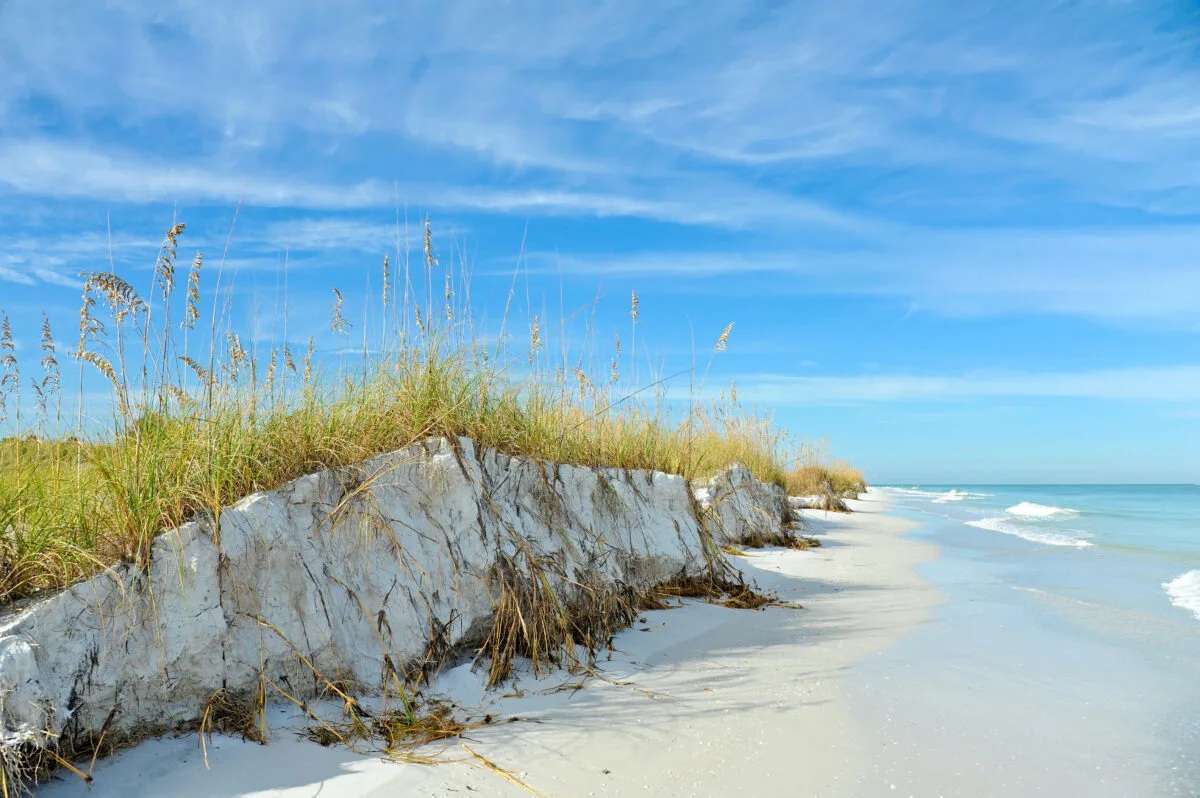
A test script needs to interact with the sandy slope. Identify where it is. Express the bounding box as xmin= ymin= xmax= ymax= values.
xmin=40 ymin=490 xmax=940 ymax=797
